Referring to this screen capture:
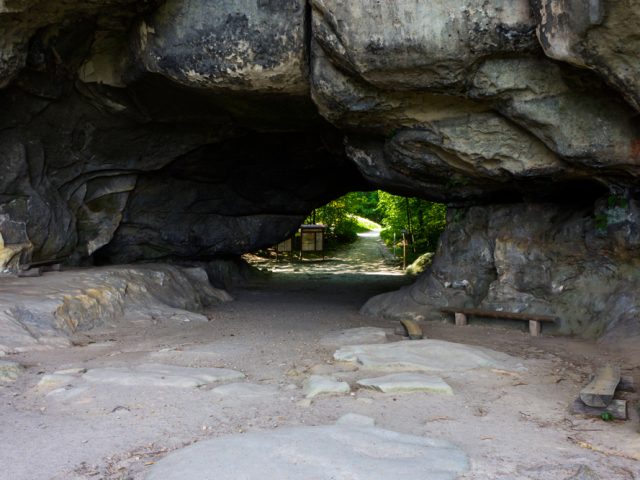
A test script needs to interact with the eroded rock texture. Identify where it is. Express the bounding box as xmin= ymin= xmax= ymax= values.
xmin=363 ymin=197 xmax=640 ymax=341
xmin=0 ymin=264 xmax=231 ymax=354
xmin=0 ymin=0 xmax=362 ymax=268
xmin=1 ymin=1 xmax=639 ymax=340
